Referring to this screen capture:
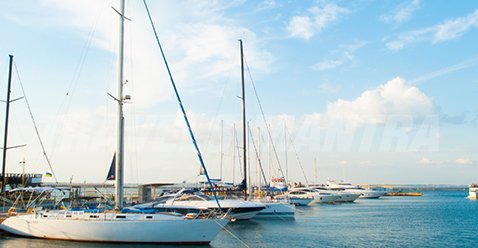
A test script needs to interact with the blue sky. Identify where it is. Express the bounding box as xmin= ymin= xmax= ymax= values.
xmin=0 ymin=0 xmax=477 ymax=185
